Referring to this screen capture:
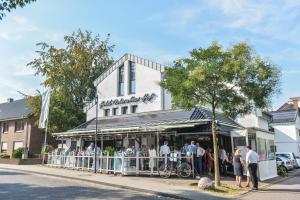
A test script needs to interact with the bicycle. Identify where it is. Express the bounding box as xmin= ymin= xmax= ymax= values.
xmin=158 ymin=153 xmax=192 ymax=178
